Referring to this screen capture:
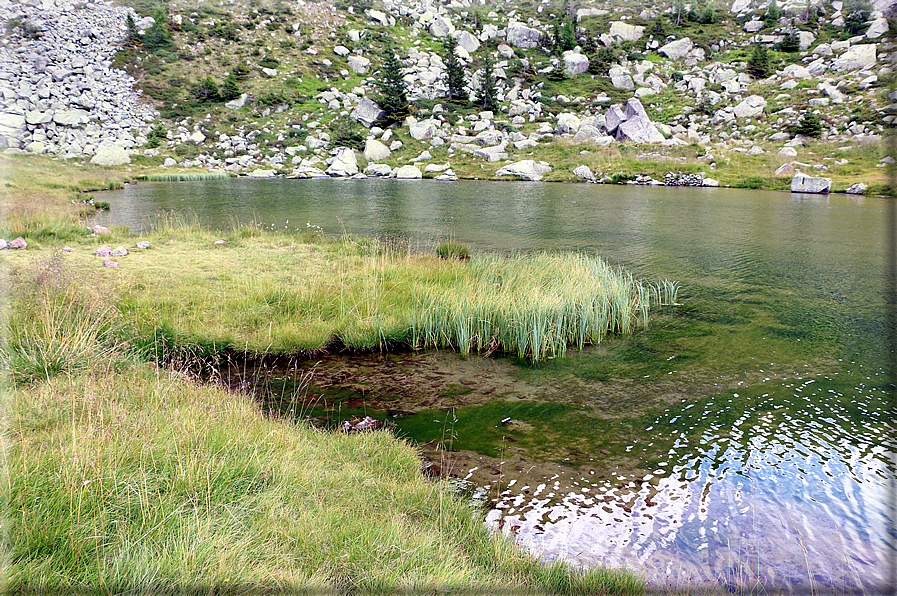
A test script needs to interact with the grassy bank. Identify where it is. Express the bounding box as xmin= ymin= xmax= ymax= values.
xmin=2 ymin=155 xmax=646 ymax=593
